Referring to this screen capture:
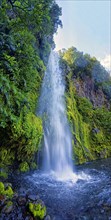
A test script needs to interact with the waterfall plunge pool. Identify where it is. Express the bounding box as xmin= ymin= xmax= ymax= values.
xmin=10 ymin=158 xmax=111 ymax=220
